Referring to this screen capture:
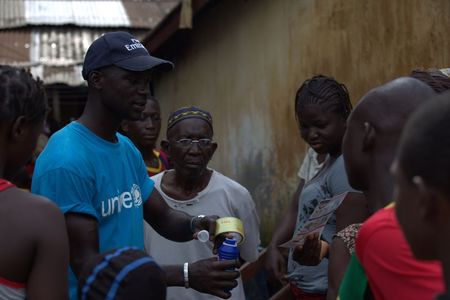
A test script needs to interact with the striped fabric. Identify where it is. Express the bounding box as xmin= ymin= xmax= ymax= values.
xmin=0 ymin=277 xmax=26 ymax=300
